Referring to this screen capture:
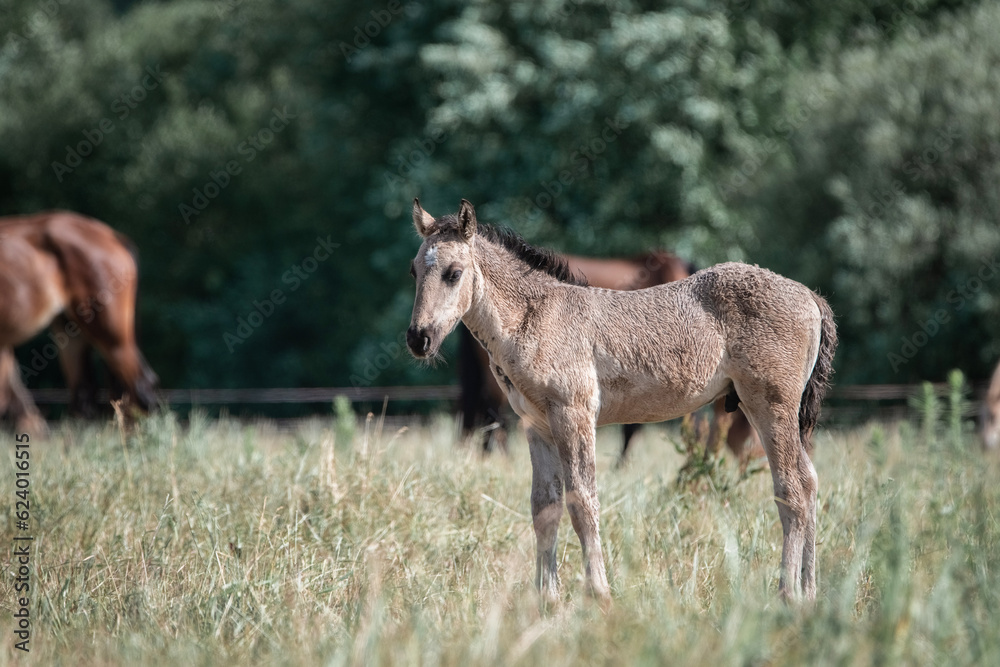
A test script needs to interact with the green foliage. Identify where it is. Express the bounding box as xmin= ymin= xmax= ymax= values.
xmin=741 ymin=3 xmax=1000 ymax=383
xmin=910 ymin=381 xmax=941 ymax=442
xmin=946 ymin=368 xmax=973 ymax=447
xmin=907 ymin=368 xmax=974 ymax=448
xmin=333 ymin=394 xmax=356 ymax=448
xmin=670 ymin=411 xmax=763 ymax=492
xmin=672 ymin=412 xmax=727 ymax=490
xmin=0 ymin=0 xmax=997 ymax=393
